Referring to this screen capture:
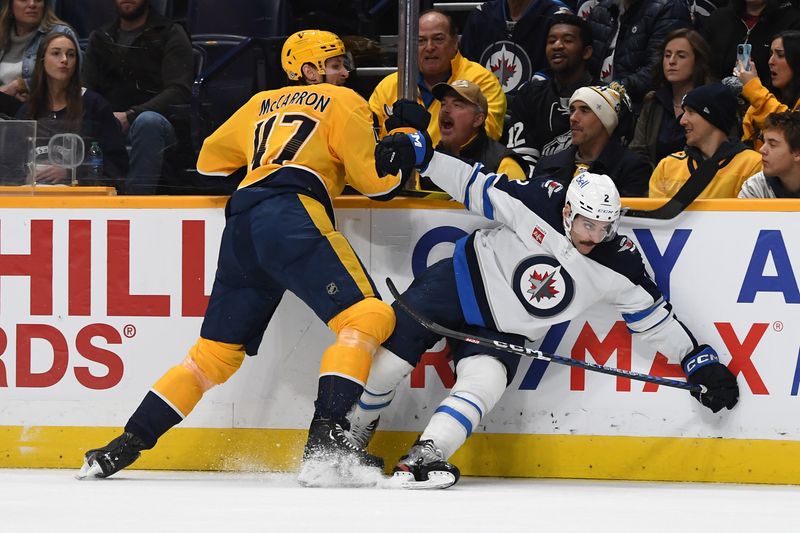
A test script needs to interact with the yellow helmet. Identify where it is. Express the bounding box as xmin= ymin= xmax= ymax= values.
xmin=281 ymin=29 xmax=346 ymax=81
